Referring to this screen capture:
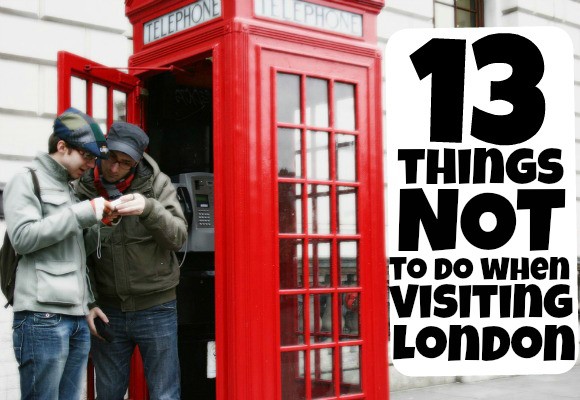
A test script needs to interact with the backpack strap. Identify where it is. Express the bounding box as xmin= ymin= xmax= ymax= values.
xmin=25 ymin=167 xmax=42 ymax=216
